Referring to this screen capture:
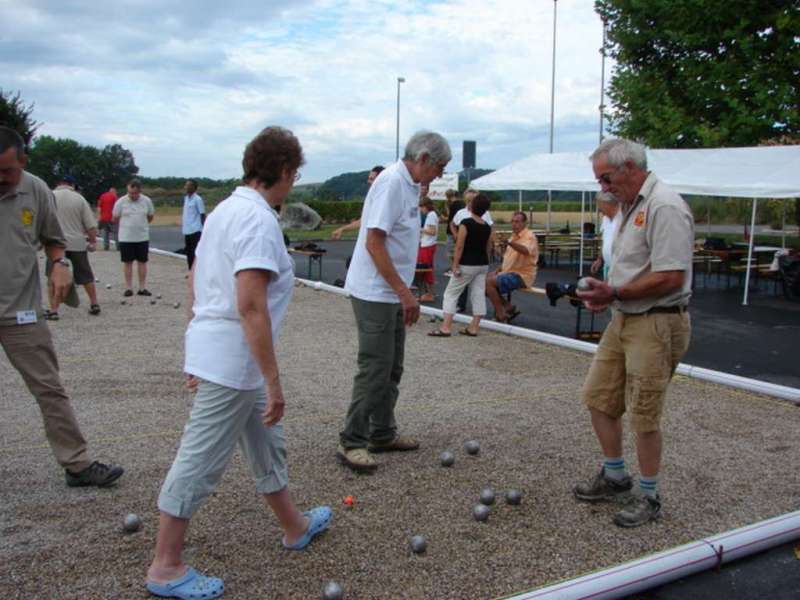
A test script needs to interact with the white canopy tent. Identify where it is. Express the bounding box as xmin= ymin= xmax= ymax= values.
xmin=471 ymin=145 xmax=800 ymax=305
